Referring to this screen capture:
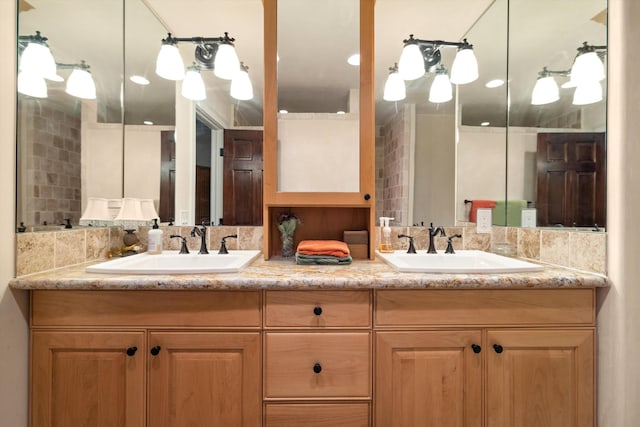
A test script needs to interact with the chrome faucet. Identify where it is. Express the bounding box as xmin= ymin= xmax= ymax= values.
xmin=190 ymin=223 xmax=209 ymax=254
xmin=427 ymin=222 xmax=446 ymax=254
